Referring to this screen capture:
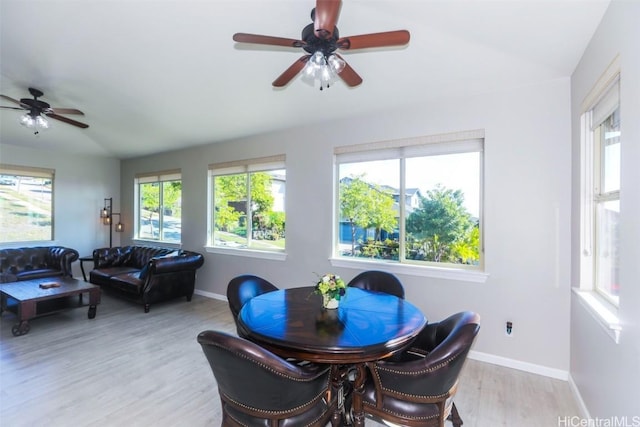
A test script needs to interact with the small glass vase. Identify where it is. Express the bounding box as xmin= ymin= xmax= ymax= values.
xmin=322 ymin=294 xmax=340 ymax=309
